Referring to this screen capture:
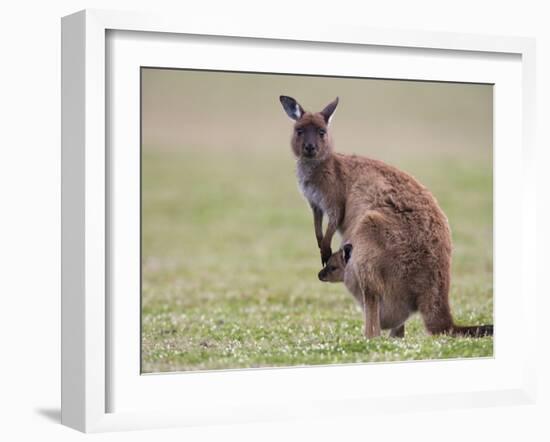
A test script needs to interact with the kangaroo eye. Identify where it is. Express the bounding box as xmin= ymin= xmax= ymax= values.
xmin=328 ymin=265 xmax=336 ymax=271
xmin=295 ymin=128 xmax=304 ymax=136
xmin=318 ymin=129 xmax=326 ymax=136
